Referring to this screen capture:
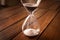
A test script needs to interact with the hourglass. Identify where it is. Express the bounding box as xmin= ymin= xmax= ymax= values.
xmin=21 ymin=0 xmax=41 ymax=36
